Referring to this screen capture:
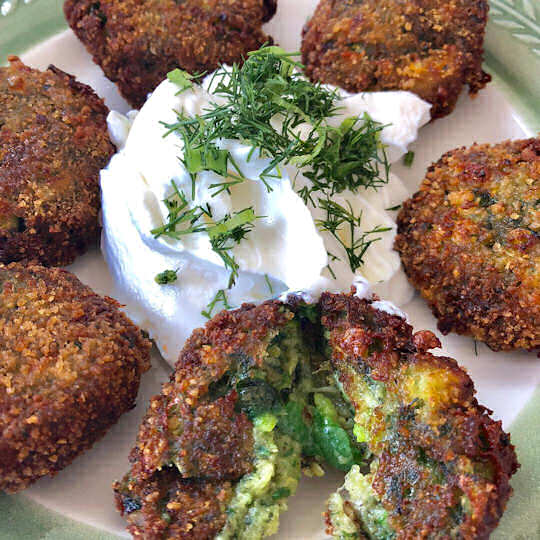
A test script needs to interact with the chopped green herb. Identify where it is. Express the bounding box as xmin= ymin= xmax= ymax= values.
xmin=316 ymin=198 xmax=392 ymax=273
xmin=208 ymin=208 xmax=260 ymax=288
xmin=403 ymin=151 xmax=415 ymax=167
xmin=385 ymin=204 xmax=402 ymax=212
xmin=201 ymin=289 xmax=232 ymax=319
xmin=160 ymin=47 xmax=391 ymax=282
xmin=153 ymin=186 xmax=259 ymax=288
xmin=264 ymin=273 xmax=274 ymax=294
xmin=150 ymin=181 xmax=208 ymax=239
xmin=154 ymin=269 xmax=178 ymax=285
xmin=166 ymin=69 xmax=196 ymax=94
